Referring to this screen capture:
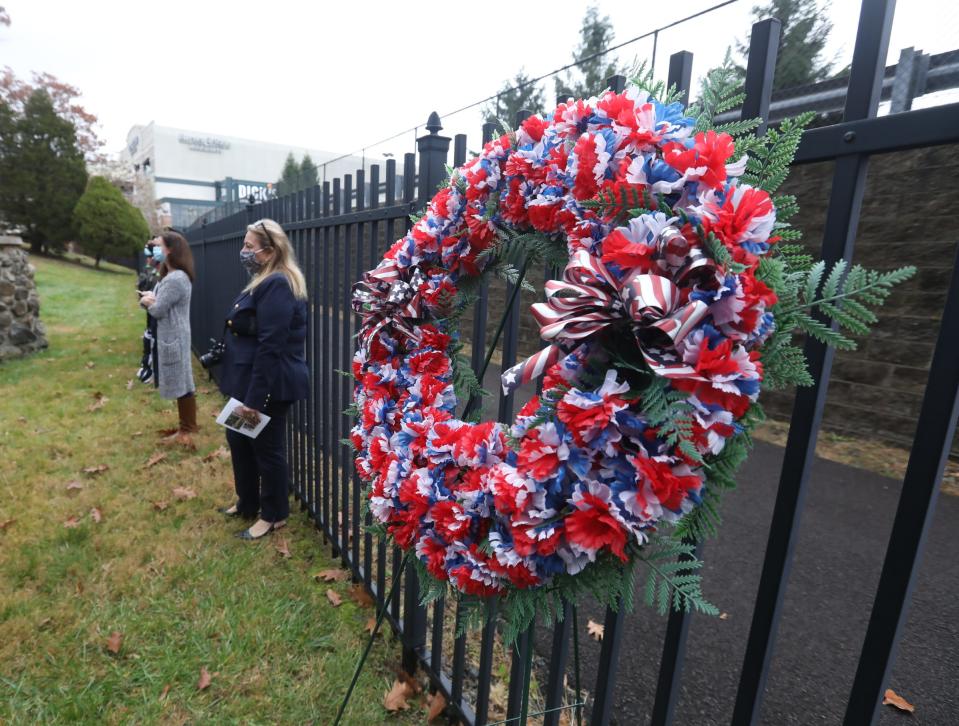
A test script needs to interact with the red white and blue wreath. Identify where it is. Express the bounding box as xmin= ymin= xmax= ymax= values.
xmin=349 ymin=66 xmax=913 ymax=637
